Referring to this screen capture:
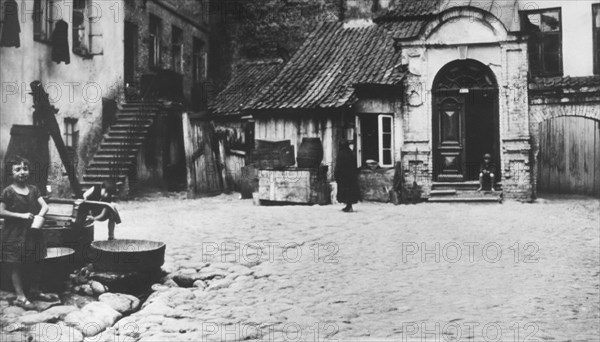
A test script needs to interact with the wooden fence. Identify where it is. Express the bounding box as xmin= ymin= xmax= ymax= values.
xmin=538 ymin=116 xmax=600 ymax=197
